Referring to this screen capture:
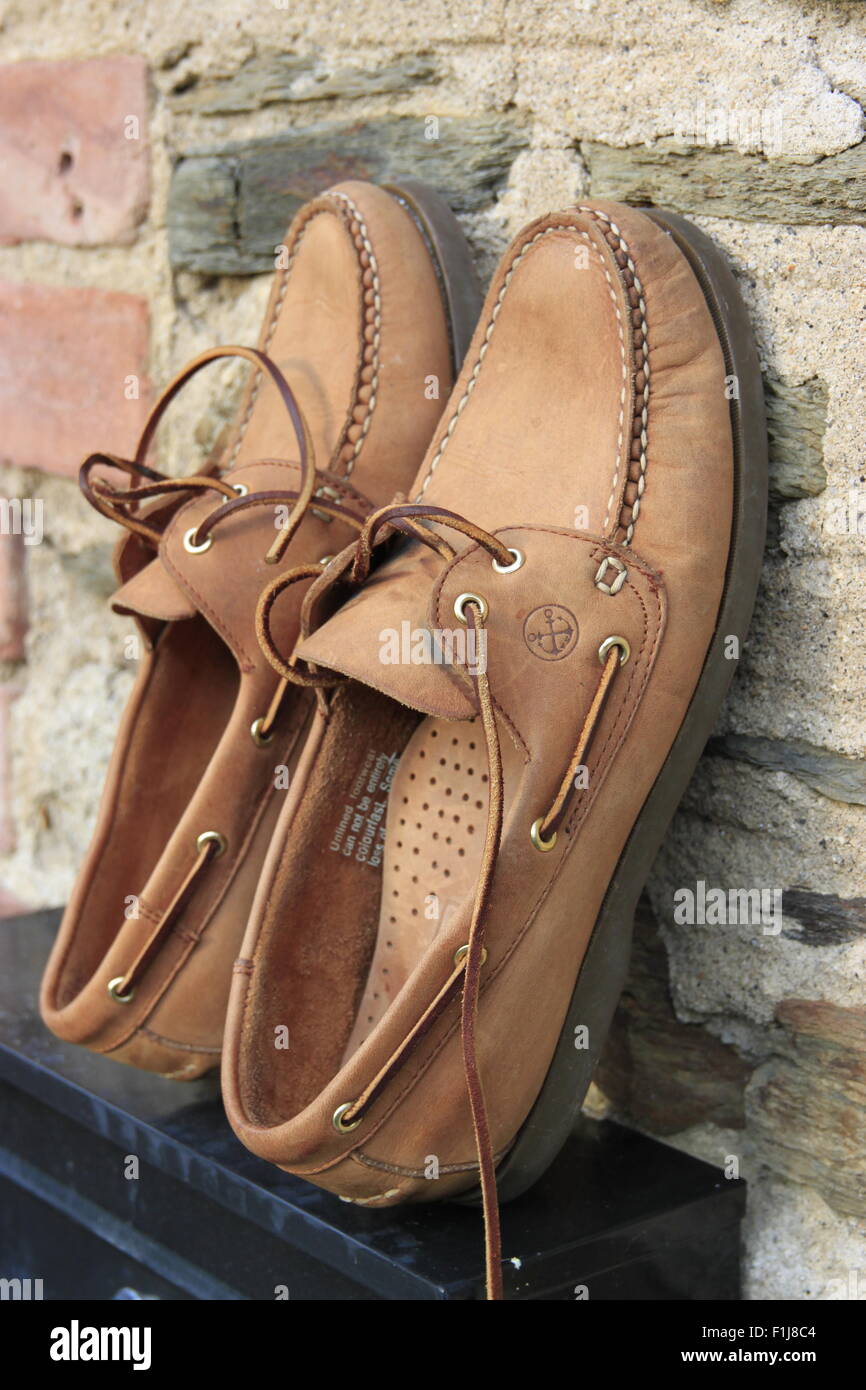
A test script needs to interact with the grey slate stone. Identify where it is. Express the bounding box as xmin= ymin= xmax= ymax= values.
xmin=765 ymin=376 xmax=828 ymax=501
xmin=172 ymin=53 xmax=439 ymax=114
xmin=168 ymin=114 xmax=529 ymax=274
xmin=707 ymin=734 xmax=866 ymax=806
xmin=583 ymin=138 xmax=866 ymax=226
xmin=782 ymin=890 xmax=866 ymax=947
